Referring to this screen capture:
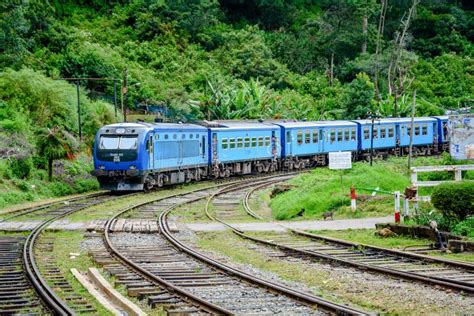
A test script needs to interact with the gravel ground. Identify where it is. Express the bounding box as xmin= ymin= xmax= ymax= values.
xmin=173 ymin=226 xmax=474 ymax=315
xmin=94 ymin=232 xmax=325 ymax=315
